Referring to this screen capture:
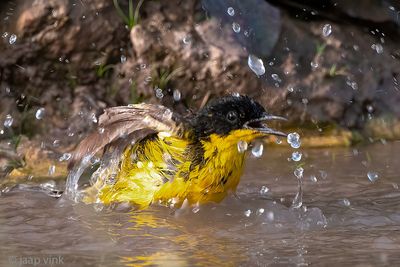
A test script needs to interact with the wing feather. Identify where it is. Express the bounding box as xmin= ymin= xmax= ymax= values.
xmin=69 ymin=103 xmax=184 ymax=169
